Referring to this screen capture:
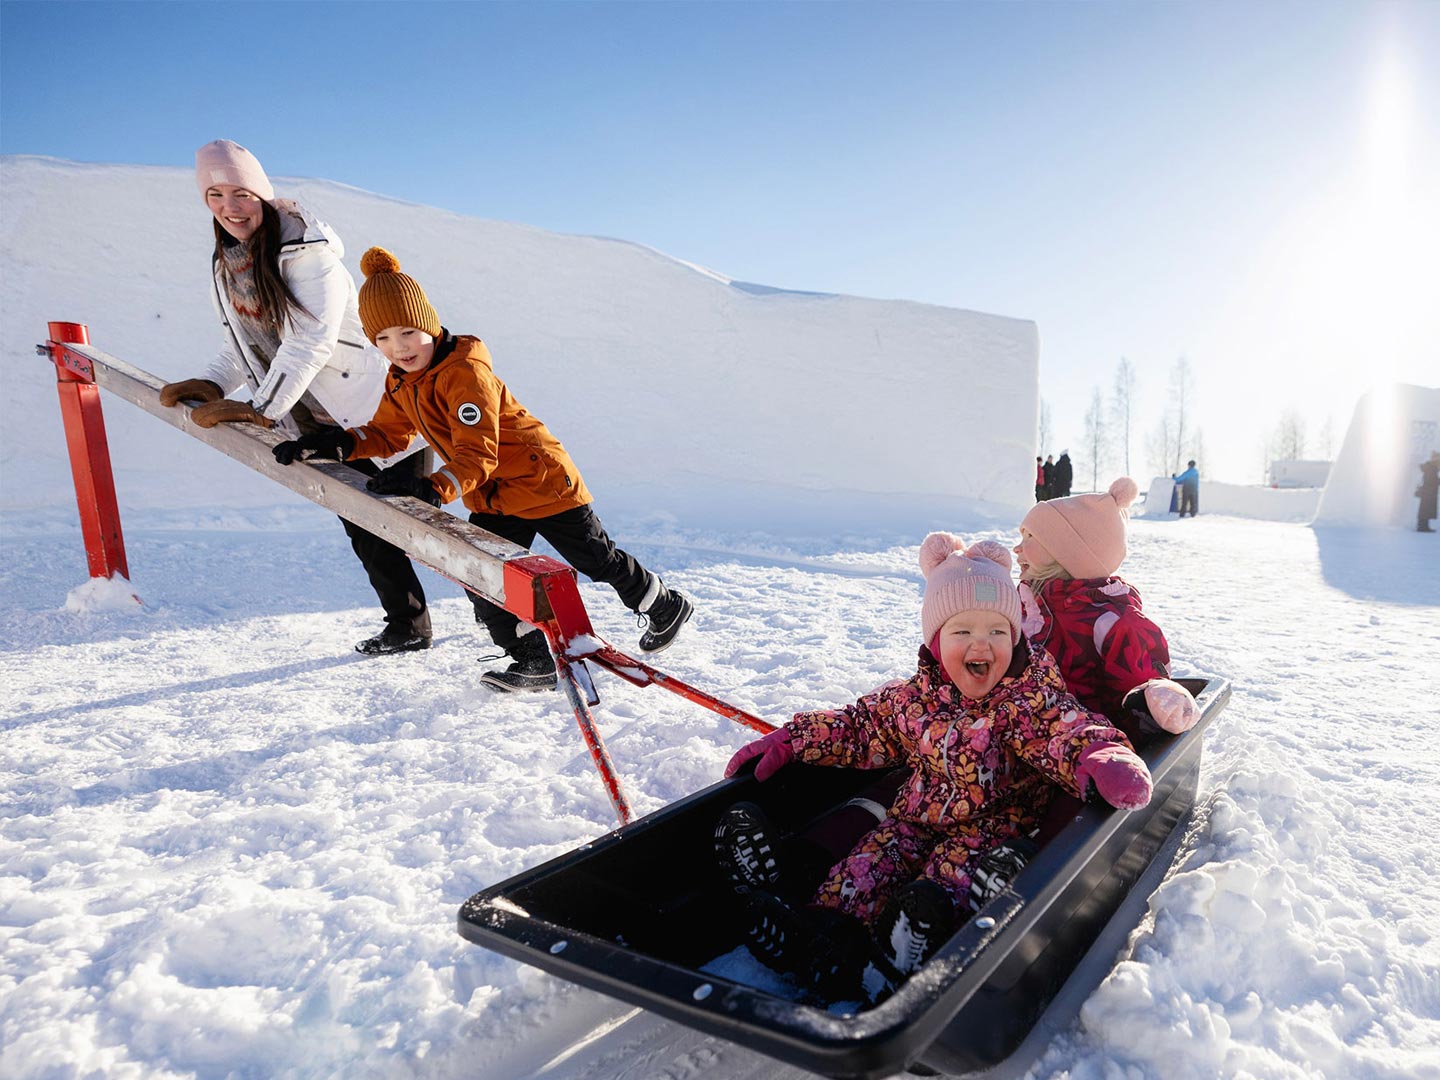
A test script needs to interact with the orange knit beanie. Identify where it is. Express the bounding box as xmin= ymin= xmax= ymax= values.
xmin=357 ymin=247 xmax=442 ymax=343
